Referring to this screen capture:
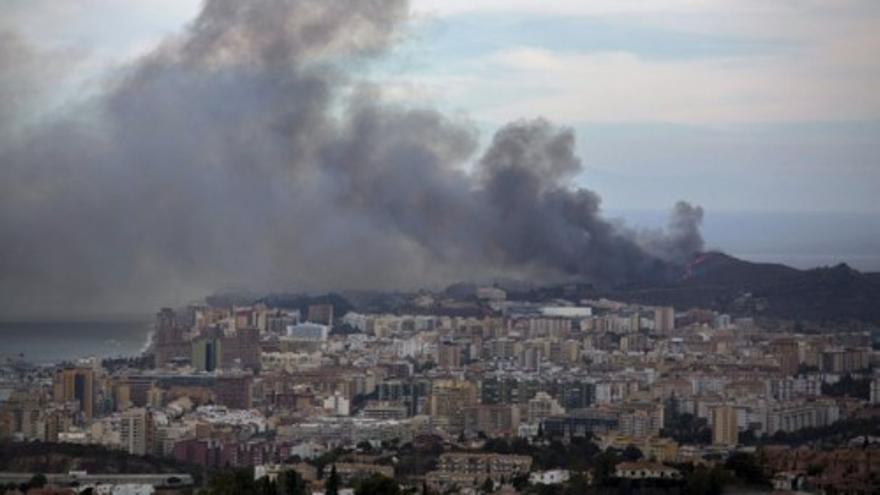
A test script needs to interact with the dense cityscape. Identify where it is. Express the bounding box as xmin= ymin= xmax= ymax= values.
xmin=2 ymin=281 xmax=879 ymax=494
